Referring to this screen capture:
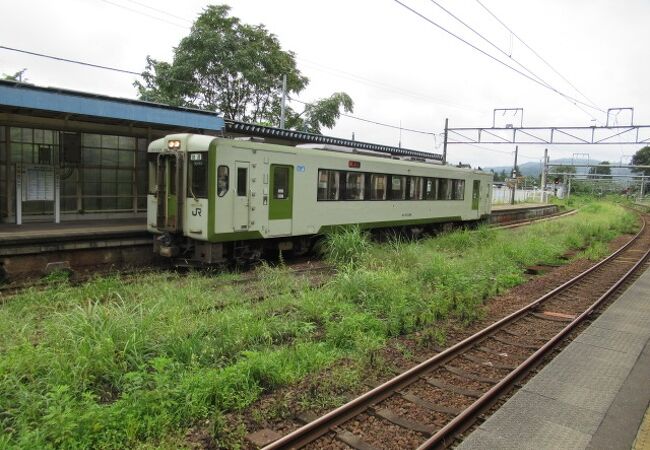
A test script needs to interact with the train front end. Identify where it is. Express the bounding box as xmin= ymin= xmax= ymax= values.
xmin=147 ymin=134 xmax=213 ymax=262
